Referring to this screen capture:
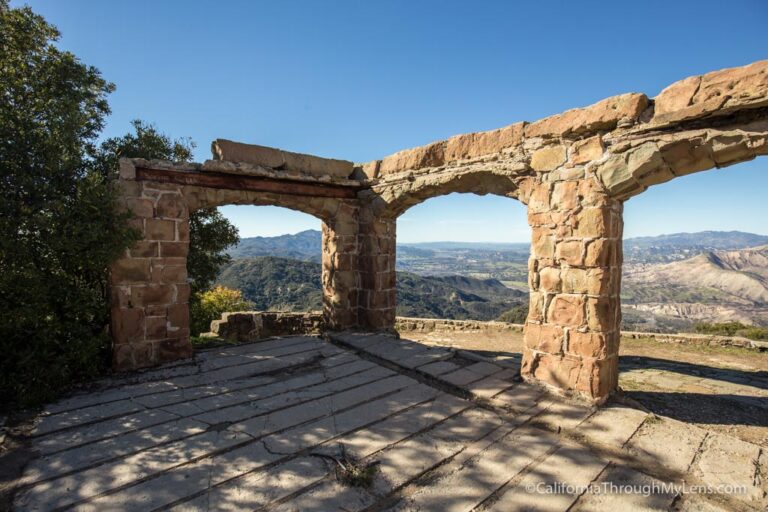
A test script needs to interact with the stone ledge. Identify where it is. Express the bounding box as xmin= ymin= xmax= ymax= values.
xmin=212 ymin=139 xmax=354 ymax=180
xmin=122 ymin=158 xmax=365 ymax=187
